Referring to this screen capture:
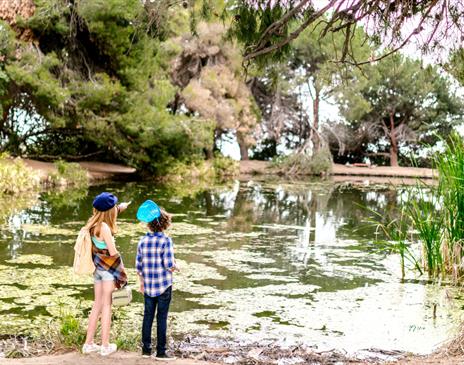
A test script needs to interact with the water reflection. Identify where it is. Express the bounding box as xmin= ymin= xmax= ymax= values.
xmin=0 ymin=180 xmax=461 ymax=354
